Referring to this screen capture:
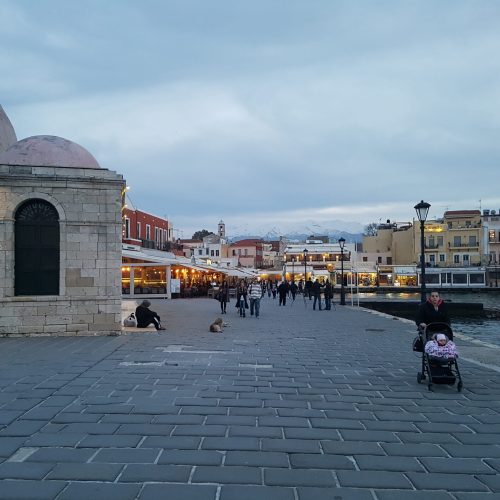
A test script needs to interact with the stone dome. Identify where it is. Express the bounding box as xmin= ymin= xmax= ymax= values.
xmin=0 ymin=135 xmax=101 ymax=169
xmin=0 ymin=105 xmax=17 ymax=153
